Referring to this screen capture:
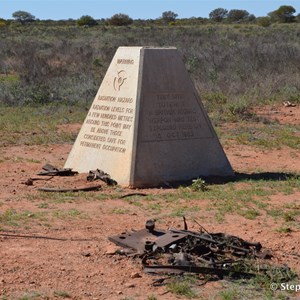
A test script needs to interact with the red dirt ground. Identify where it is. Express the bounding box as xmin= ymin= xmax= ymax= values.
xmin=0 ymin=104 xmax=299 ymax=299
